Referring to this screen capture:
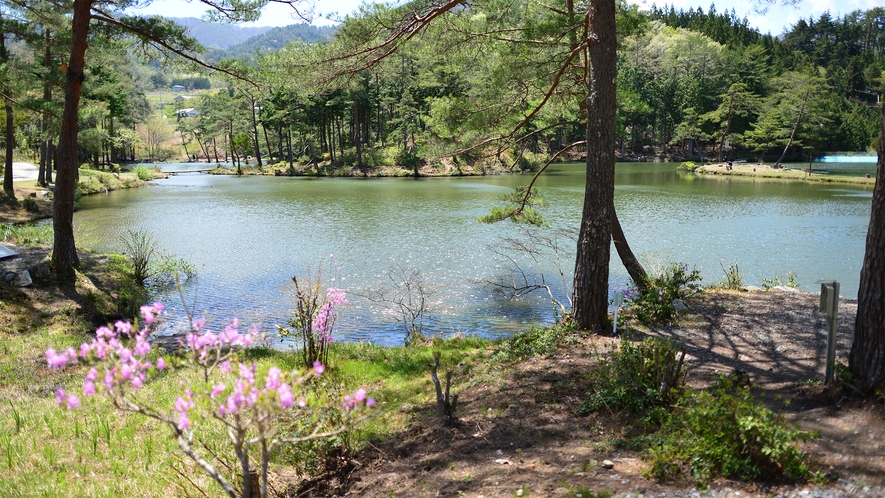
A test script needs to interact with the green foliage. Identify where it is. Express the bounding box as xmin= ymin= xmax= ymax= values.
xmin=625 ymin=262 xmax=702 ymax=325
xmin=133 ymin=166 xmax=158 ymax=181
xmin=119 ymin=229 xmax=195 ymax=289
xmin=647 ymin=375 xmax=815 ymax=486
xmin=491 ymin=322 xmax=579 ymax=363
xmin=477 ymin=186 xmax=549 ymax=226
xmin=579 ymin=337 xmax=687 ymax=420
xmin=0 ymin=223 xmax=53 ymax=246
xmin=120 ymin=230 xmax=157 ymax=287
xmin=676 ymin=161 xmax=697 ymax=171
xmin=713 ymin=262 xmax=744 ymax=291
xmin=20 ymin=197 xmax=39 ymax=213
xmin=761 ymin=272 xmax=799 ymax=291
